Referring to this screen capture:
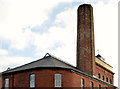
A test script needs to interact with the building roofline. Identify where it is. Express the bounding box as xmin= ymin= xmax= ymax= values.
xmin=71 ymin=69 xmax=116 ymax=88
xmin=1 ymin=57 xmax=45 ymax=74
xmin=95 ymin=62 xmax=114 ymax=74
xmin=1 ymin=53 xmax=76 ymax=74
xmin=1 ymin=53 xmax=116 ymax=88
xmin=95 ymin=55 xmax=113 ymax=68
